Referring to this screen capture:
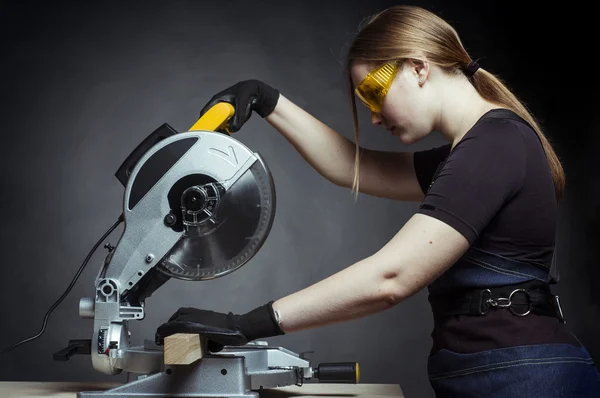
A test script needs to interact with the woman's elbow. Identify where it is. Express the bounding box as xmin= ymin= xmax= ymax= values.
xmin=378 ymin=273 xmax=413 ymax=307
